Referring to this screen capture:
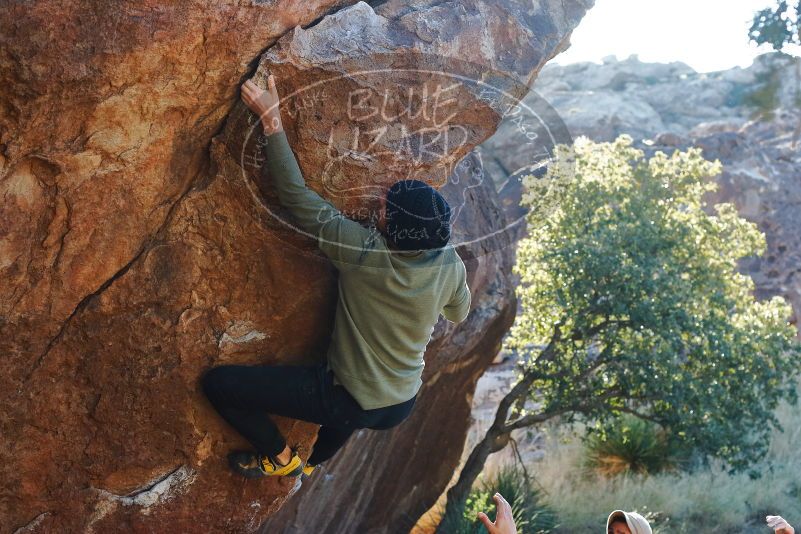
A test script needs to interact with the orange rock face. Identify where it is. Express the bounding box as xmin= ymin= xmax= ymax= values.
xmin=1 ymin=0 xmax=592 ymax=531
